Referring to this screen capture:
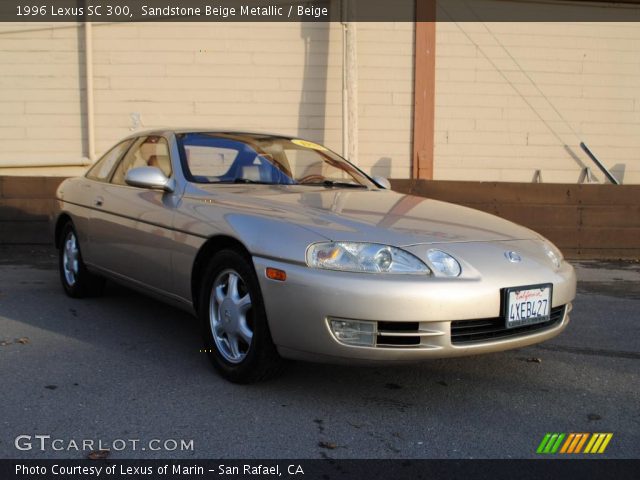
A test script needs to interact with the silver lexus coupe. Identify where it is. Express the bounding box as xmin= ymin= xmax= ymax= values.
xmin=52 ymin=130 xmax=576 ymax=383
